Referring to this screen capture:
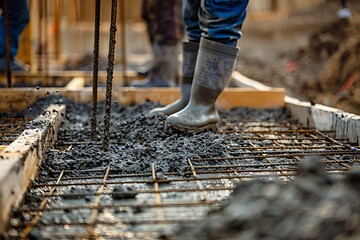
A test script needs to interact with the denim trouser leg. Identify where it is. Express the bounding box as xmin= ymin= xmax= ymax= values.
xmin=143 ymin=0 xmax=182 ymax=45
xmin=154 ymin=0 xmax=182 ymax=44
xmin=0 ymin=0 xmax=30 ymax=58
xmin=183 ymin=0 xmax=249 ymax=46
